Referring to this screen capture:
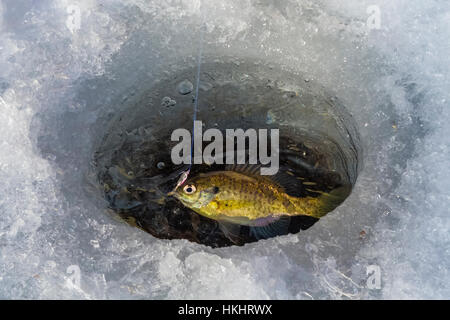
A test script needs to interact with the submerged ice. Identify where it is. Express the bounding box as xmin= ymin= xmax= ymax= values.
xmin=0 ymin=0 xmax=449 ymax=299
